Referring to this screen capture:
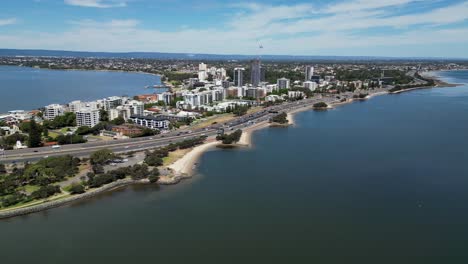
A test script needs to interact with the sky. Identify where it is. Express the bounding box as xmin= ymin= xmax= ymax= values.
xmin=1 ymin=0 xmax=468 ymax=57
